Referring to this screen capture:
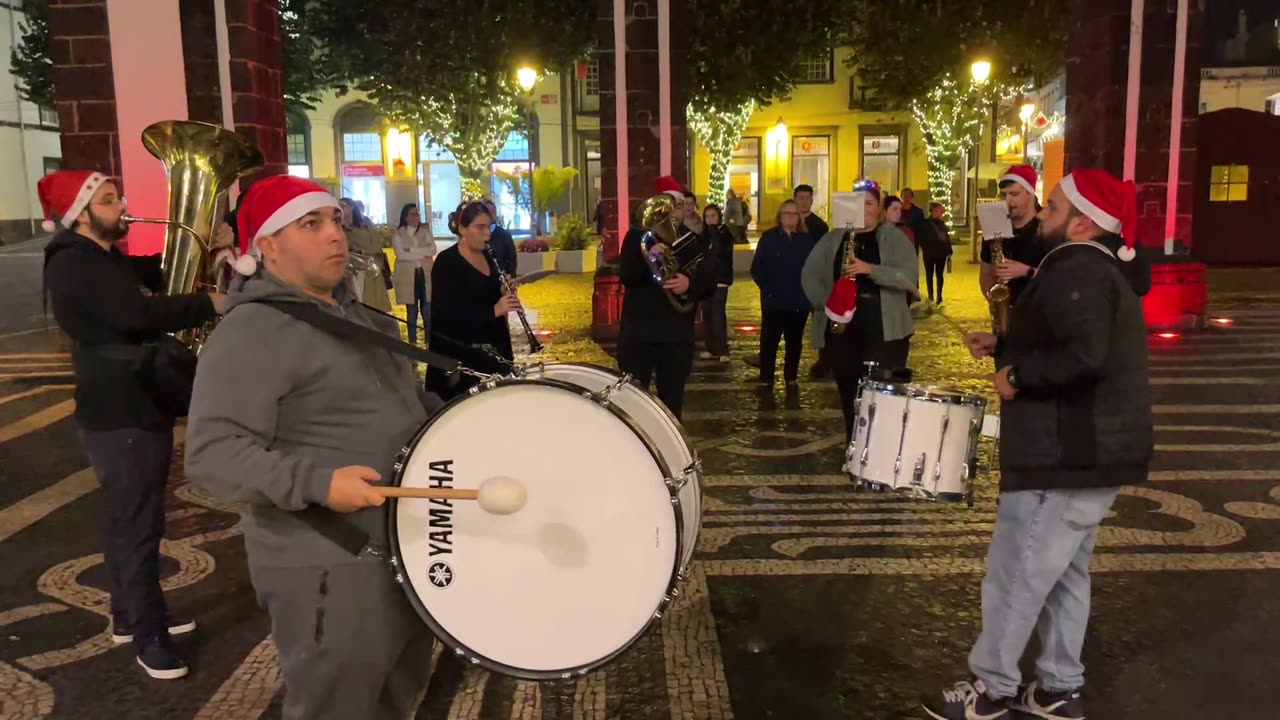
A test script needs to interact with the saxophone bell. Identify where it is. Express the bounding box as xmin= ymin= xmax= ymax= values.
xmin=988 ymin=238 xmax=1012 ymax=336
